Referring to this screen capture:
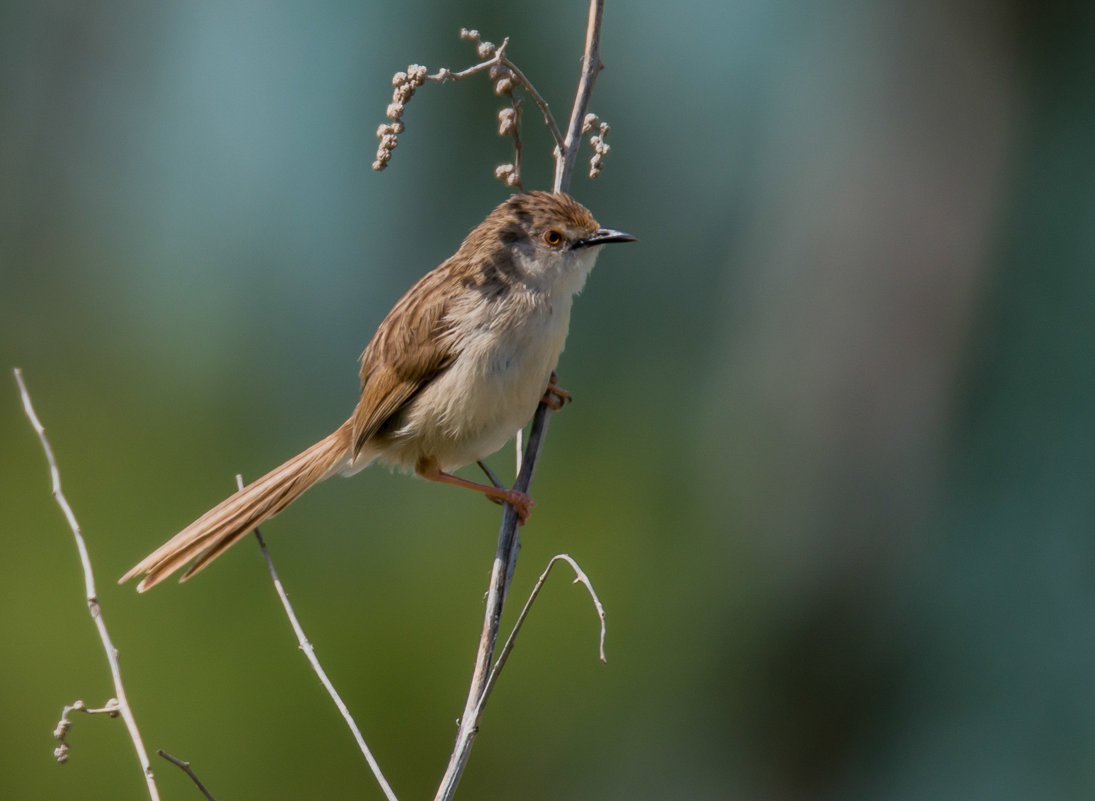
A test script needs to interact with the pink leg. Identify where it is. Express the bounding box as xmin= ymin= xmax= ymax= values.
xmin=416 ymin=457 xmax=534 ymax=524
